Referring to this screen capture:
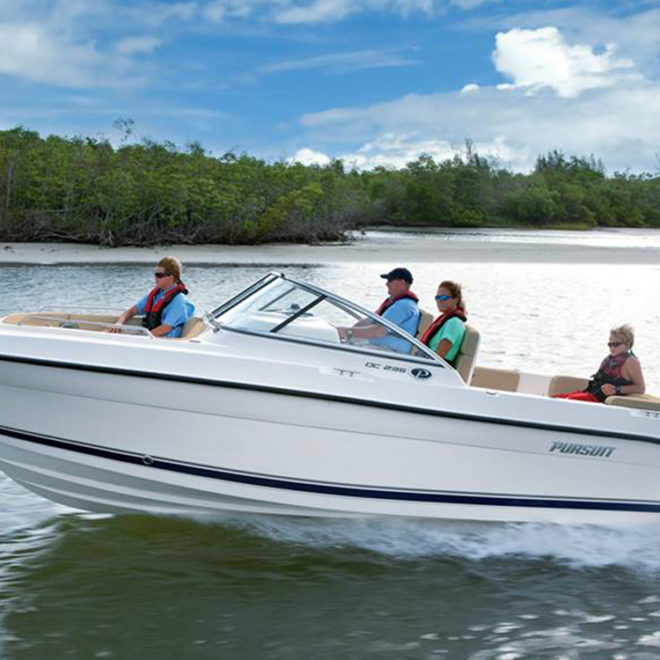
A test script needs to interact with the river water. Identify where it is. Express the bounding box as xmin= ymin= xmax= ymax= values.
xmin=2 ymin=229 xmax=660 ymax=659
